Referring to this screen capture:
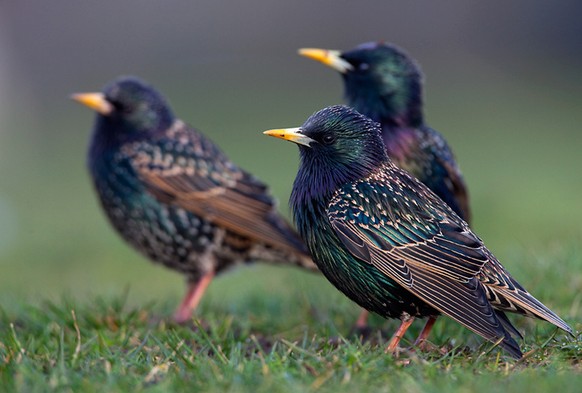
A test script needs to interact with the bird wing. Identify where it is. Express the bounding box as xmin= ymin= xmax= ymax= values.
xmin=478 ymin=250 xmax=573 ymax=334
xmin=437 ymin=157 xmax=471 ymax=222
xmin=440 ymin=158 xmax=471 ymax=224
xmin=424 ymin=127 xmax=471 ymax=224
xmin=327 ymin=168 xmax=516 ymax=347
xmin=130 ymin=121 xmax=307 ymax=255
